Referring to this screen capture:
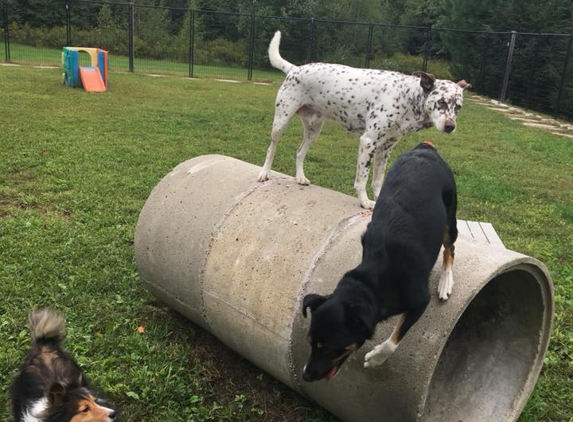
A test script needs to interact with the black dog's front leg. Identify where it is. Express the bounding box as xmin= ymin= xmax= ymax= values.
xmin=363 ymin=301 xmax=428 ymax=368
